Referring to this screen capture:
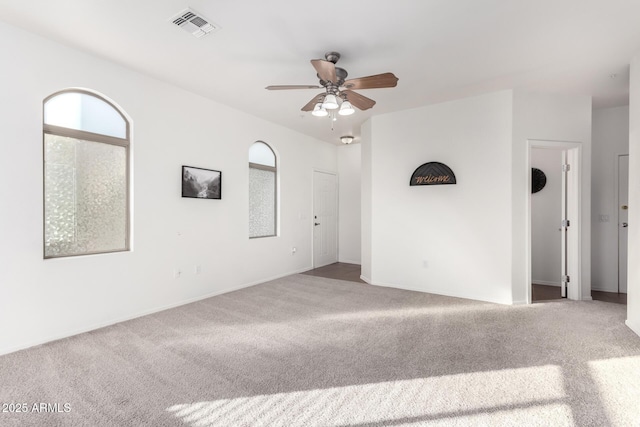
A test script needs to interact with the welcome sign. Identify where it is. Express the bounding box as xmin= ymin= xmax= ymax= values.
xmin=410 ymin=162 xmax=456 ymax=186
